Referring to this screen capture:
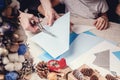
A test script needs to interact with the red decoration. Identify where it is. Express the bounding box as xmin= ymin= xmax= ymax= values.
xmin=47 ymin=58 xmax=67 ymax=71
